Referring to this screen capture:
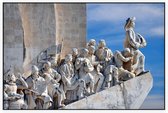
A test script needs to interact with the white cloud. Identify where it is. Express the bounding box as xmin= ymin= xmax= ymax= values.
xmin=87 ymin=4 xmax=165 ymax=38
xmin=149 ymin=26 xmax=164 ymax=37
xmin=140 ymin=94 xmax=164 ymax=109
xmin=88 ymin=4 xmax=164 ymax=23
